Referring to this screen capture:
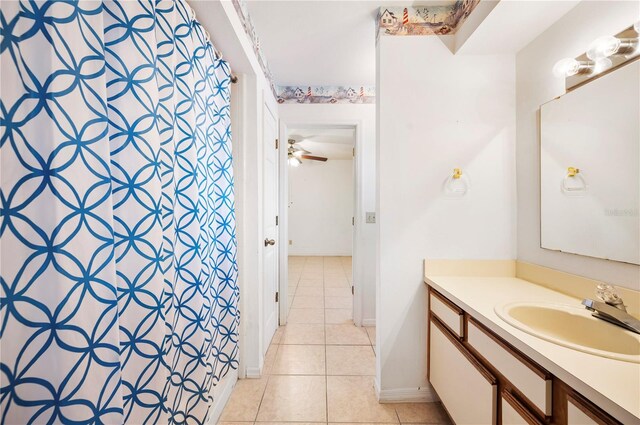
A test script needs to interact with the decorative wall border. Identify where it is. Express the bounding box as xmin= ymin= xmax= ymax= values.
xmin=378 ymin=1 xmax=480 ymax=37
xmin=276 ymin=86 xmax=375 ymax=104
xmin=231 ymin=0 xmax=278 ymax=96
xmin=230 ymin=2 xmax=480 ymax=103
